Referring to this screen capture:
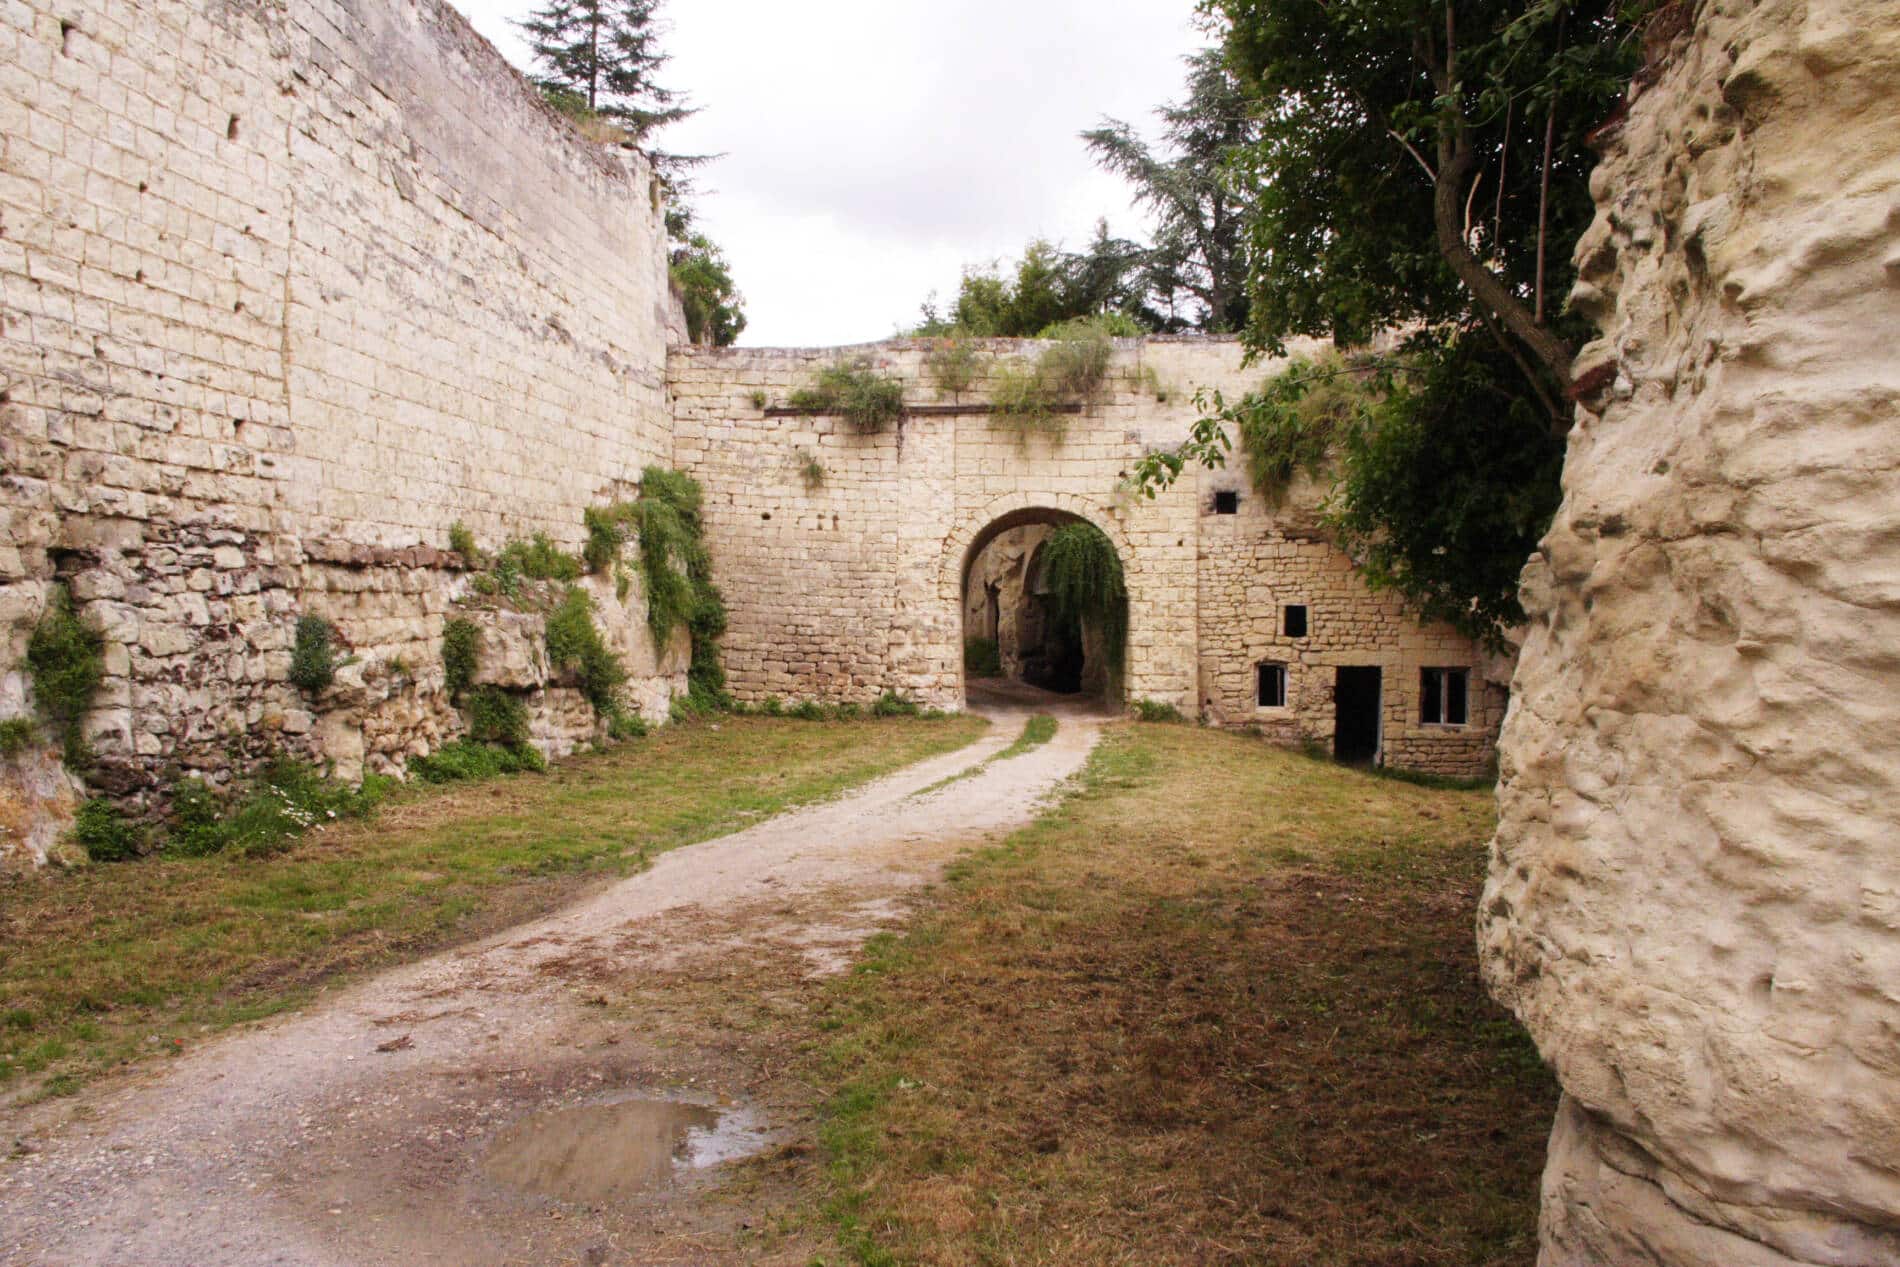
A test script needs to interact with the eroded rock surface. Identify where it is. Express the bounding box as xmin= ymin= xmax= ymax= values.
xmin=1481 ymin=1 xmax=1900 ymax=1263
